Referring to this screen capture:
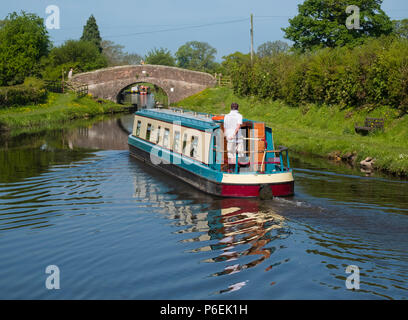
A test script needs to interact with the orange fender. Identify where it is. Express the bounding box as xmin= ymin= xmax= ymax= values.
xmin=212 ymin=115 xmax=225 ymax=121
